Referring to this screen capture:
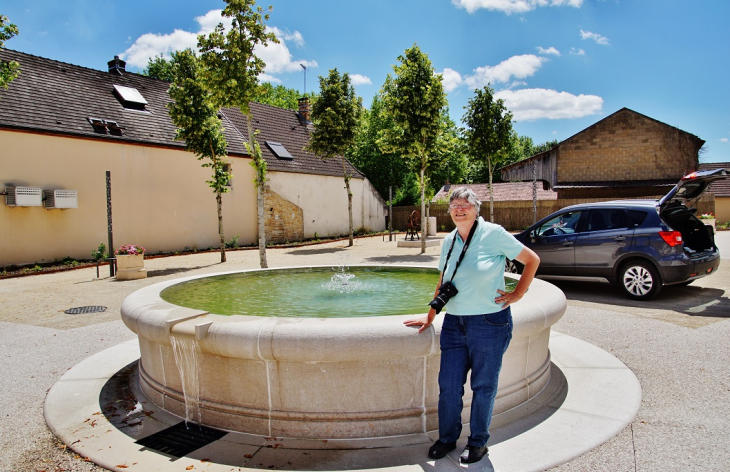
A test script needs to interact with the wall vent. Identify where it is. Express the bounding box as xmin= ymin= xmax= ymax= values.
xmin=5 ymin=186 xmax=43 ymax=207
xmin=44 ymin=190 xmax=78 ymax=209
